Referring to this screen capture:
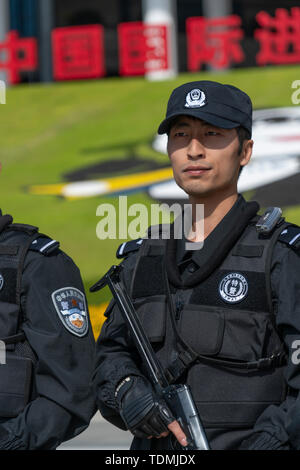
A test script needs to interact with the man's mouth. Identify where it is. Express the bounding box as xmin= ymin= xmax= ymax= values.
xmin=183 ymin=165 xmax=211 ymax=175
